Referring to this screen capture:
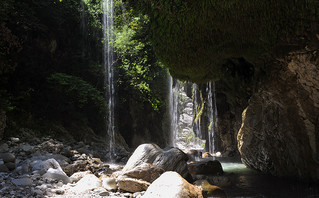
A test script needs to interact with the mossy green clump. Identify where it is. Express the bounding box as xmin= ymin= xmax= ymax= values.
xmin=126 ymin=0 xmax=318 ymax=83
